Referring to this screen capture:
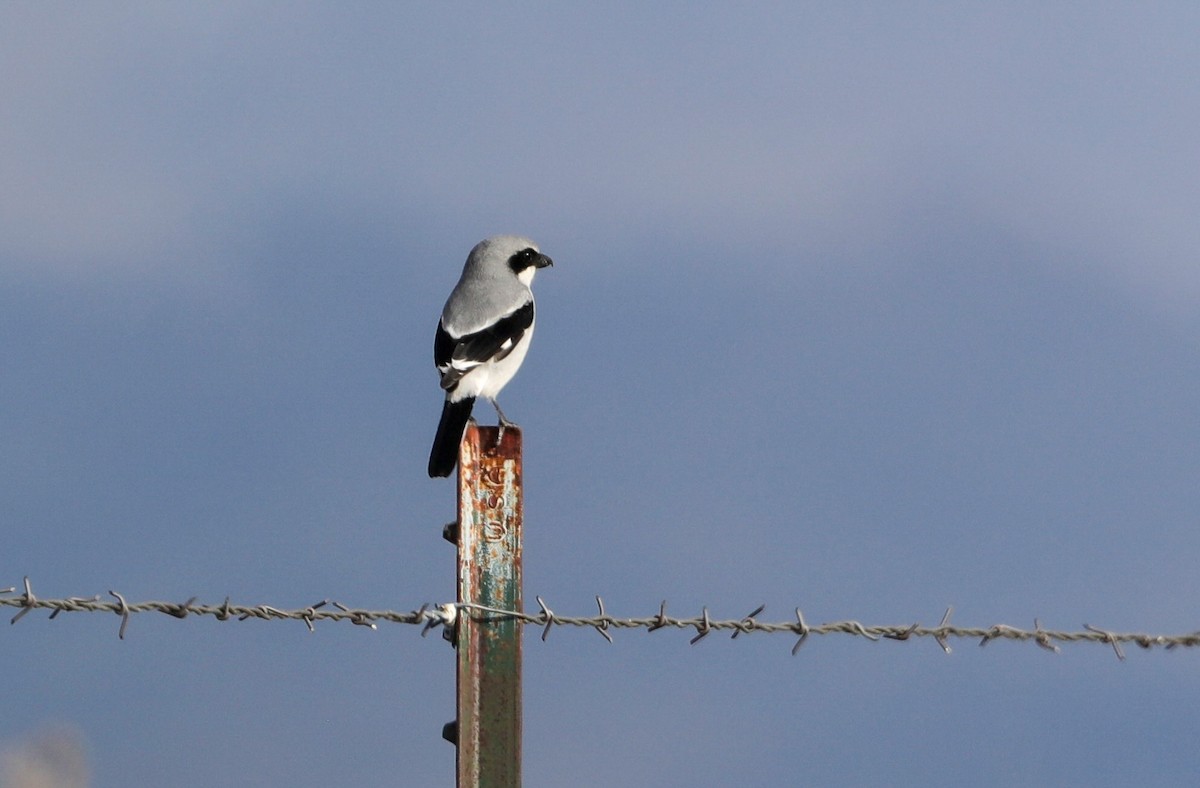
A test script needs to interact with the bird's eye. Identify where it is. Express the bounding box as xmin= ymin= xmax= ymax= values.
xmin=508 ymin=248 xmax=537 ymax=272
